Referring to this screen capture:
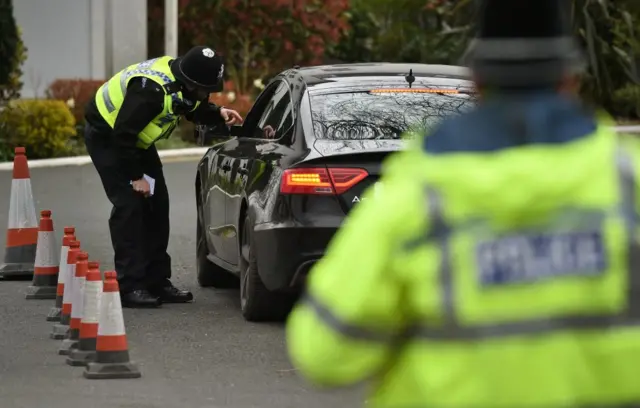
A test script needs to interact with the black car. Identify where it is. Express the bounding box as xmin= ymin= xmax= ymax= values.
xmin=194 ymin=63 xmax=476 ymax=322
